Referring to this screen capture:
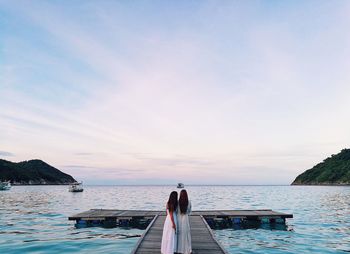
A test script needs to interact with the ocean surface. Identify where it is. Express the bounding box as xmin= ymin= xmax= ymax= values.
xmin=0 ymin=185 xmax=349 ymax=253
